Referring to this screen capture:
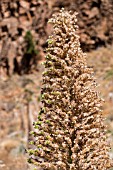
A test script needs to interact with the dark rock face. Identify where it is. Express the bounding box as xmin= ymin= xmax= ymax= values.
xmin=52 ymin=0 xmax=113 ymax=51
